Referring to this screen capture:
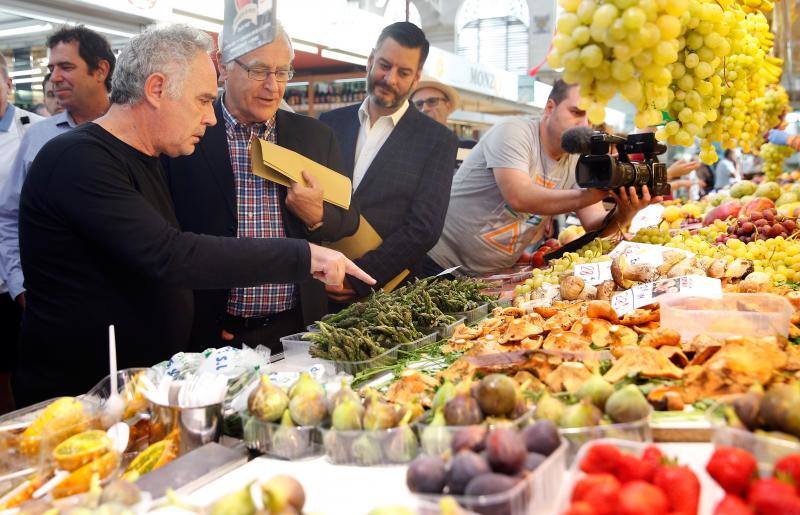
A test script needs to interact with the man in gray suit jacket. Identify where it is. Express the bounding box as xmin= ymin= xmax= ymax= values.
xmin=320 ymin=22 xmax=458 ymax=302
